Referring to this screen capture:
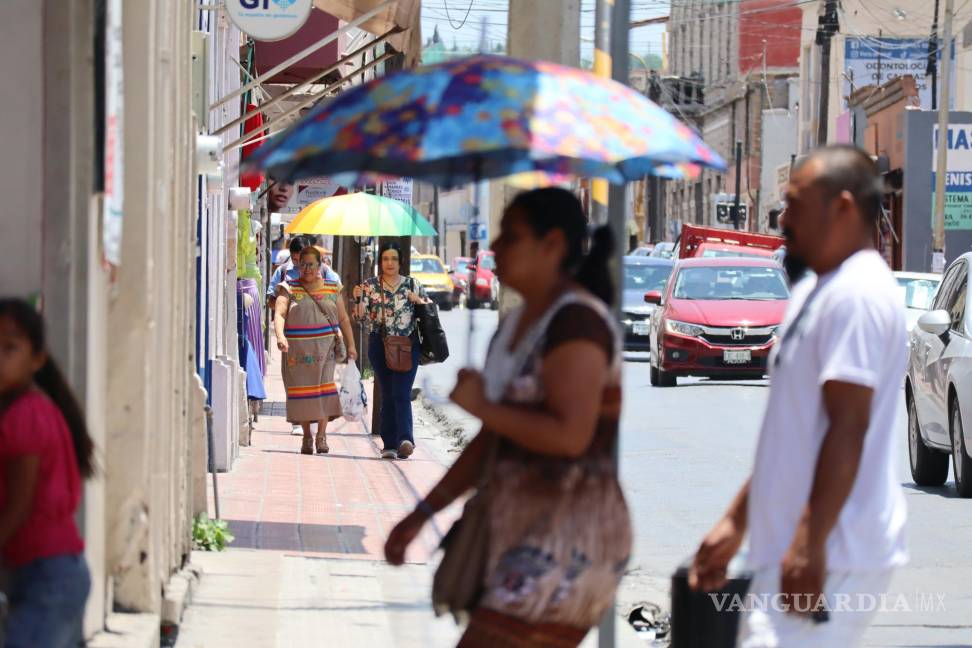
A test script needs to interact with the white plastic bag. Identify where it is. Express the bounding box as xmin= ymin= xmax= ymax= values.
xmin=339 ymin=362 xmax=367 ymax=422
